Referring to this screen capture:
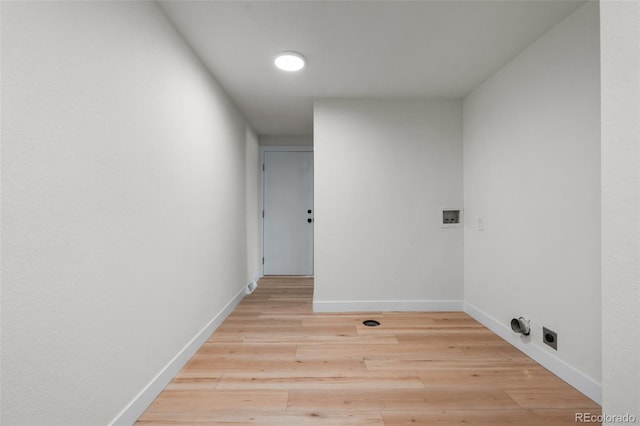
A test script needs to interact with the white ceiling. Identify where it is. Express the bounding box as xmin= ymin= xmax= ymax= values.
xmin=159 ymin=0 xmax=584 ymax=137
